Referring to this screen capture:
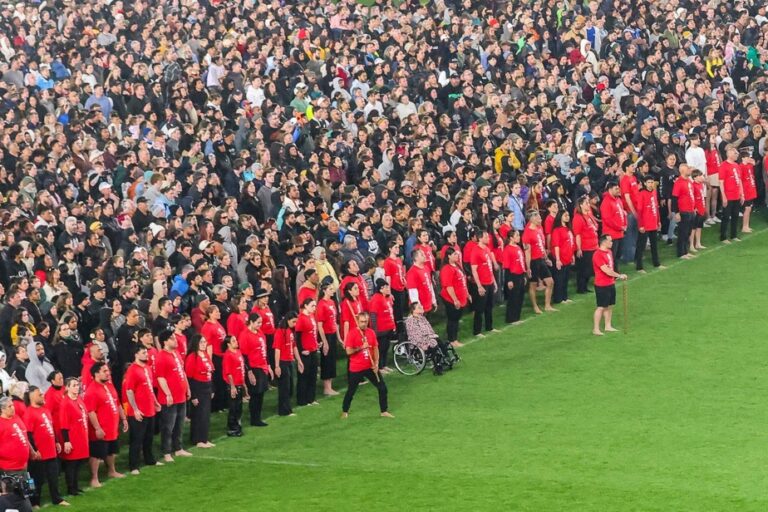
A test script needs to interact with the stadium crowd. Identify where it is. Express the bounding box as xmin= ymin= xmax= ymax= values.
xmin=0 ymin=0 xmax=768 ymax=507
